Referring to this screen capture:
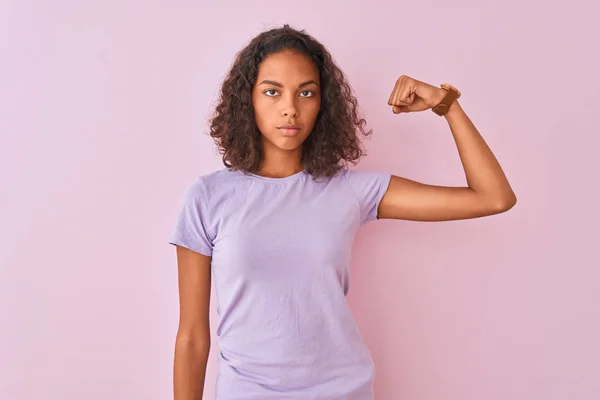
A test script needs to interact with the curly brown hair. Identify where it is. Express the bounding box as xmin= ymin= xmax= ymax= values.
xmin=208 ymin=24 xmax=373 ymax=179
